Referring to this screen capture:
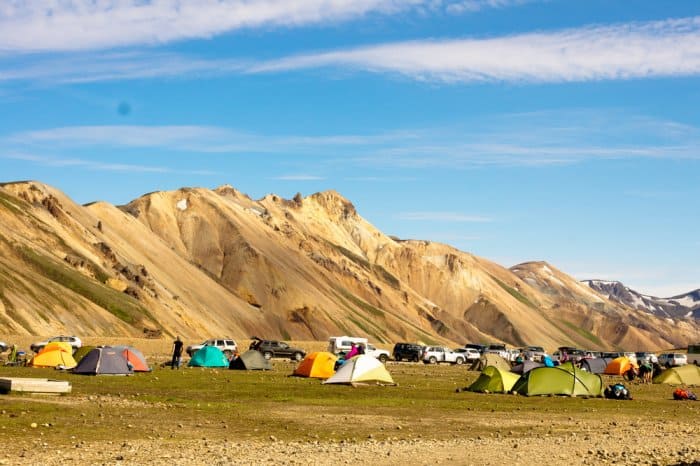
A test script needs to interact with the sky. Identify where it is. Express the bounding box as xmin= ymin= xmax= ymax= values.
xmin=1 ymin=0 xmax=699 ymax=298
